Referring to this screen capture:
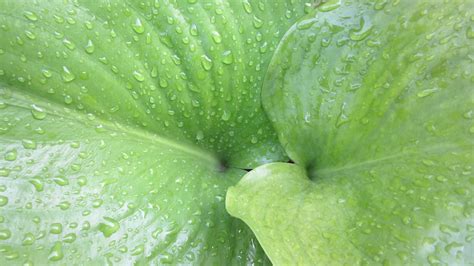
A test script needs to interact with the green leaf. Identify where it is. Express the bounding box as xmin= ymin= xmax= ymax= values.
xmin=227 ymin=0 xmax=474 ymax=264
xmin=0 ymin=0 xmax=308 ymax=264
